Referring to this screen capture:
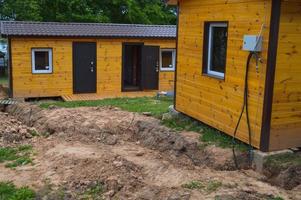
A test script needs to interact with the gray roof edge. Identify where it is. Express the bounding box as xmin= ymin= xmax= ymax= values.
xmin=0 ymin=20 xmax=176 ymax=28
xmin=0 ymin=21 xmax=176 ymax=38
